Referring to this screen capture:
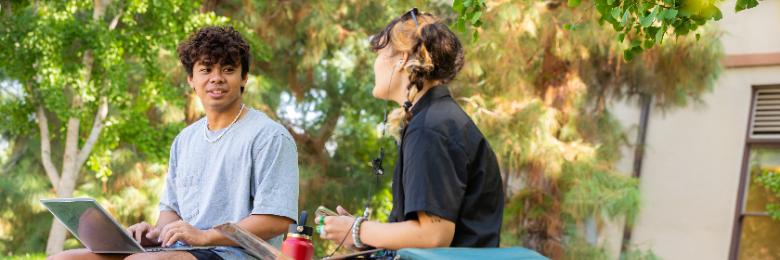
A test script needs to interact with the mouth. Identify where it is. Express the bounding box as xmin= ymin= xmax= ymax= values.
xmin=206 ymin=88 xmax=228 ymax=99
